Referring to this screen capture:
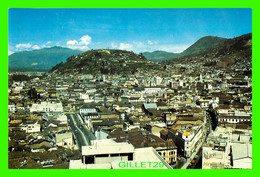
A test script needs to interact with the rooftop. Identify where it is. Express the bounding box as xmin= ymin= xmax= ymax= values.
xmin=82 ymin=139 xmax=135 ymax=156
